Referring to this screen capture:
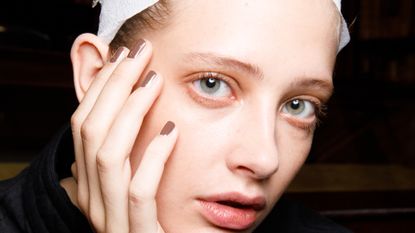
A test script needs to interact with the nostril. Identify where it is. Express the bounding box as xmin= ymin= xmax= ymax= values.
xmin=234 ymin=162 xmax=278 ymax=180
xmin=226 ymin=141 xmax=279 ymax=180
